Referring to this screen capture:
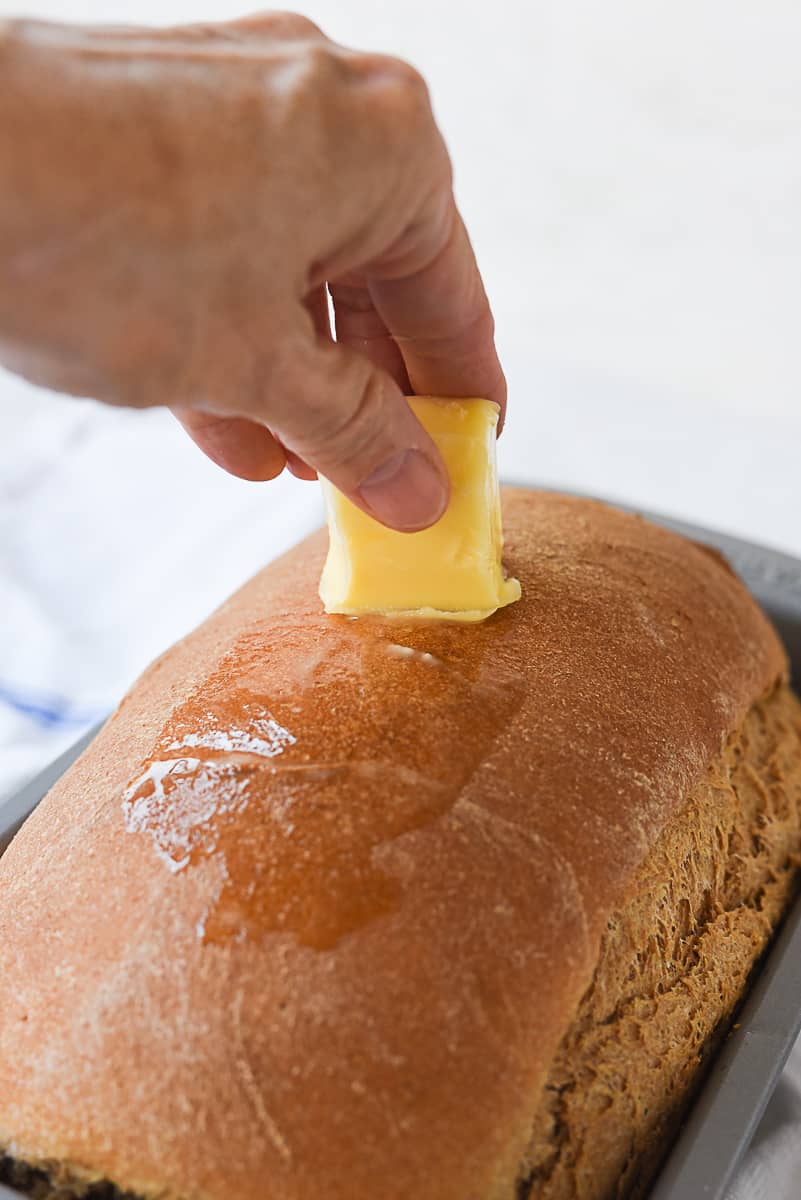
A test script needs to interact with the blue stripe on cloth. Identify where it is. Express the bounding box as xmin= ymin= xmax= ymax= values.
xmin=0 ymin=682 xmax=105 ymax=730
